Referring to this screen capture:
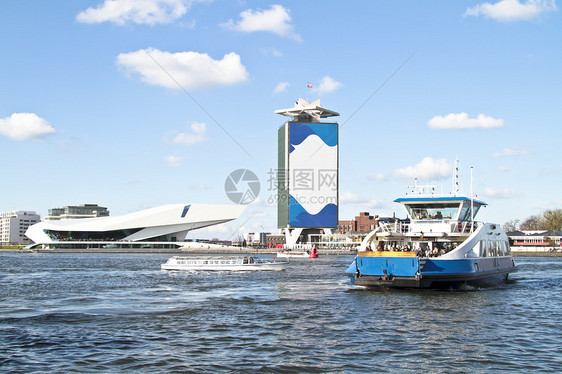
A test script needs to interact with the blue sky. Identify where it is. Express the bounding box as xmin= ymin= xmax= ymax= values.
xmin=1 ymin=0 xmax=561 ymax=239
